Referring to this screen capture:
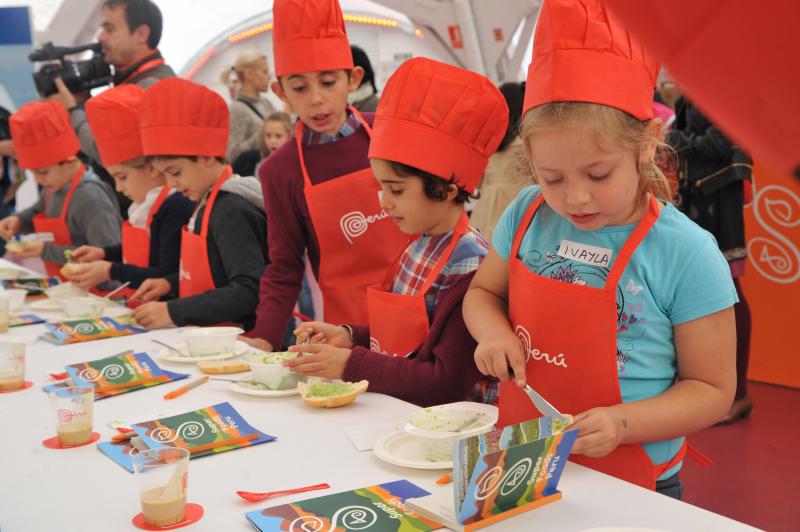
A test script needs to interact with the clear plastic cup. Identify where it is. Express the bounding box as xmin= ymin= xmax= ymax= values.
xmin=48 ymin=386 xmax=94 ymax=446
xmin=132 ymin=447 xmax=190 ymax=527
xmin=0 ymin=295 xmax=9 ymax=333
xmin=0 ymin=341 xmax=25 ymax=391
